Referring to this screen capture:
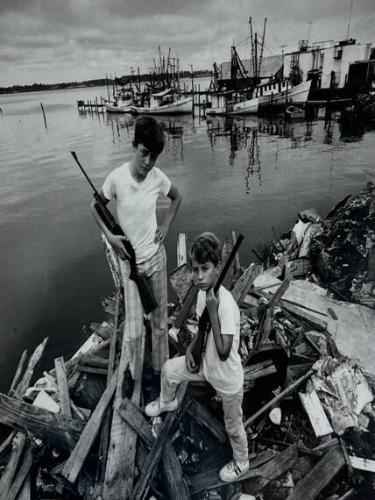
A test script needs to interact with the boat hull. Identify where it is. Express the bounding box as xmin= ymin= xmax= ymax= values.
xmin=105 ymin=99 xmax=133 ymax=113
xmin=206 ymin=107 xmax=227 ymax=115
xmin=105 ymin=104 xmax=133 ymax=113
xmin=260 ymin=80 xmax=312 ymax=107
xmin=227 ymin=97 xmax=259 ymax=115
xmin=131 ymin=96 xmax=192 ymax=115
